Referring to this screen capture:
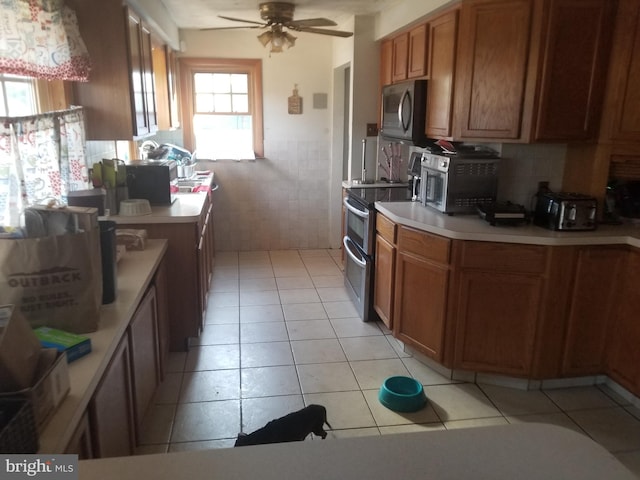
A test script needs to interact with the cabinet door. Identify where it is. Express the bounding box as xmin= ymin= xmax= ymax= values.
xmin=127 ymin=12 xmax=148 ymax=137
xmin=604 ymin=0 xmax=640 ymax=142
xmin=534 ymin=0 xmax=615 ymax=141
xmin=562 ymin=247 xmax=624 ymax=375
xmin=454 ymin=270 xmax=542 ymax=376
xmin=392 ymin=32 xmax=409 ymax=83
xmin=407 ymin=24 xmax=428 ymax=79
xmin=374 ymin=234 xmax=396 ymax=329
xmin=607 ymin=249 xmax=640 ymax=394
xmin=380 ymin=39 xmax=393 ymax=88
xmin=154 ymin=259 xmax=170 ymax=379
xmin=140 ymin=24 xmax=158 ymax=134
xmin=454 ymin=0 xmax=534 ymax=140
xmin=129 ymin=285 xmax=160 ymax=435
xmin=393 ymin=252 xmax=449 ymax=361
xmin=425 ymin=9 xmax=459 ymax=138
xmin=89 ymin=335 xmax=135 ymax=458
xmin=64 ymin=411 xmax=93 ymax=459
